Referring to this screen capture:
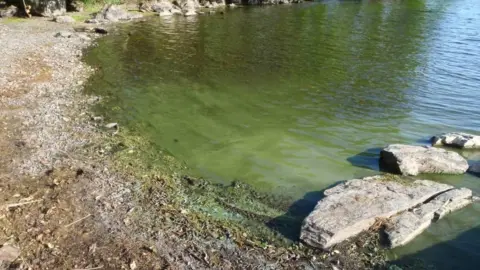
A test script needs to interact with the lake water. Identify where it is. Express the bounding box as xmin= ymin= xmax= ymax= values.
xmin=85 ymin=0 xmax=480 ymax=268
